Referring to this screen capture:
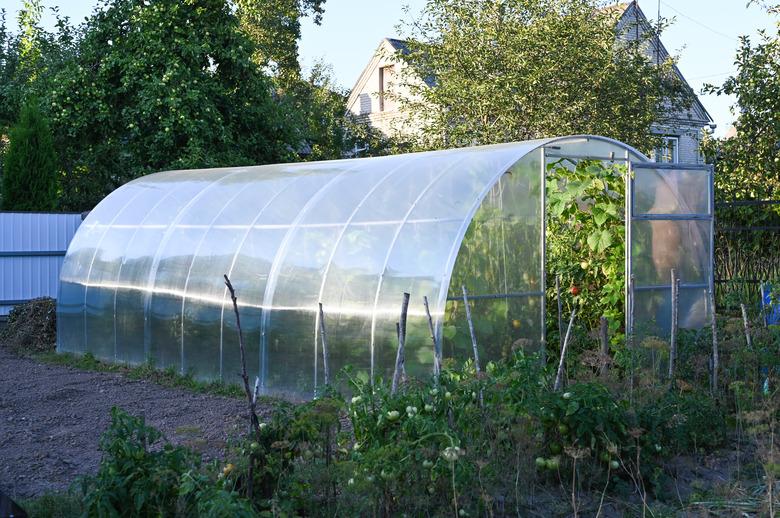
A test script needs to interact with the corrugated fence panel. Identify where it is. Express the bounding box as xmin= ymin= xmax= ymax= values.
xmin=0 ymin=212 xmax=83 ymax=316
